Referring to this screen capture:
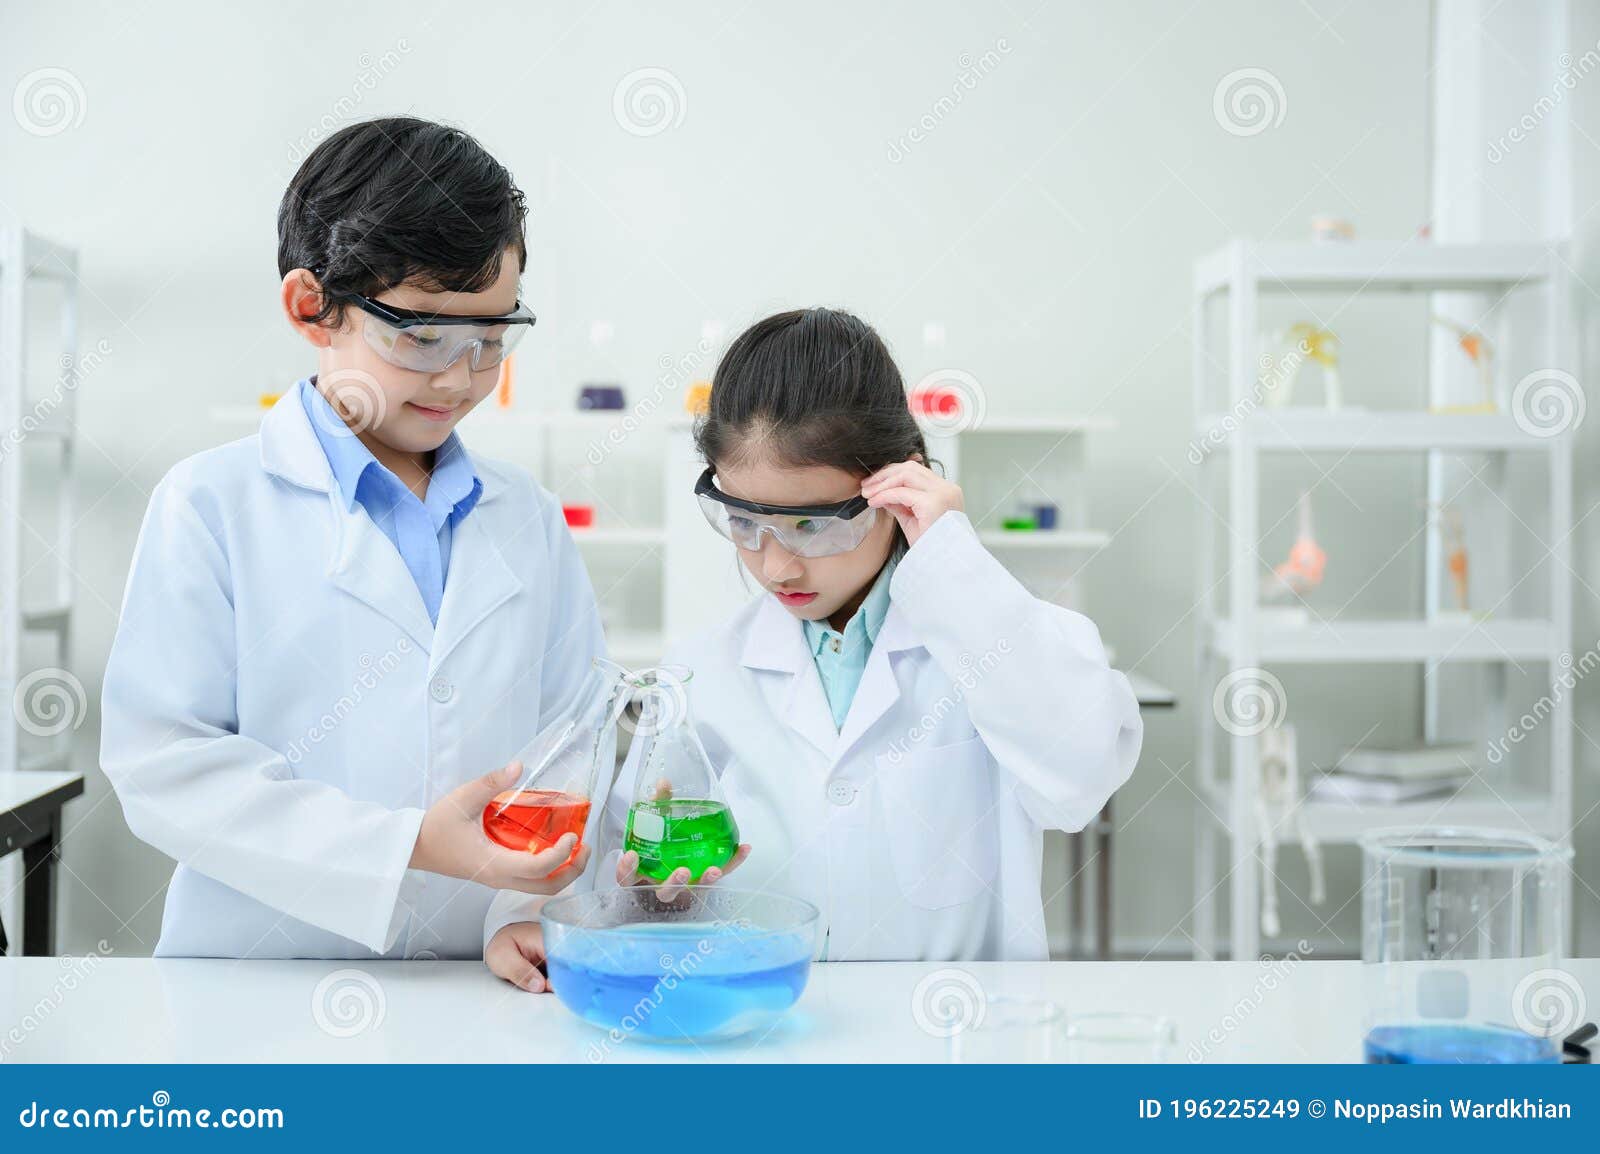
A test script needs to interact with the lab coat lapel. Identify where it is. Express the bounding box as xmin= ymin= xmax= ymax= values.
xmin=834 ymin=602 xmax=918 ymax=762
xmin=258 ymin=389 xmax=436 ymax=653
xmin=740 ymin=596 xmax=837 ymax=760
xmin=431 ymin=500 xmax=523 ymax=669
xmin=328 ymin=500 xmax=436 ymax=653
